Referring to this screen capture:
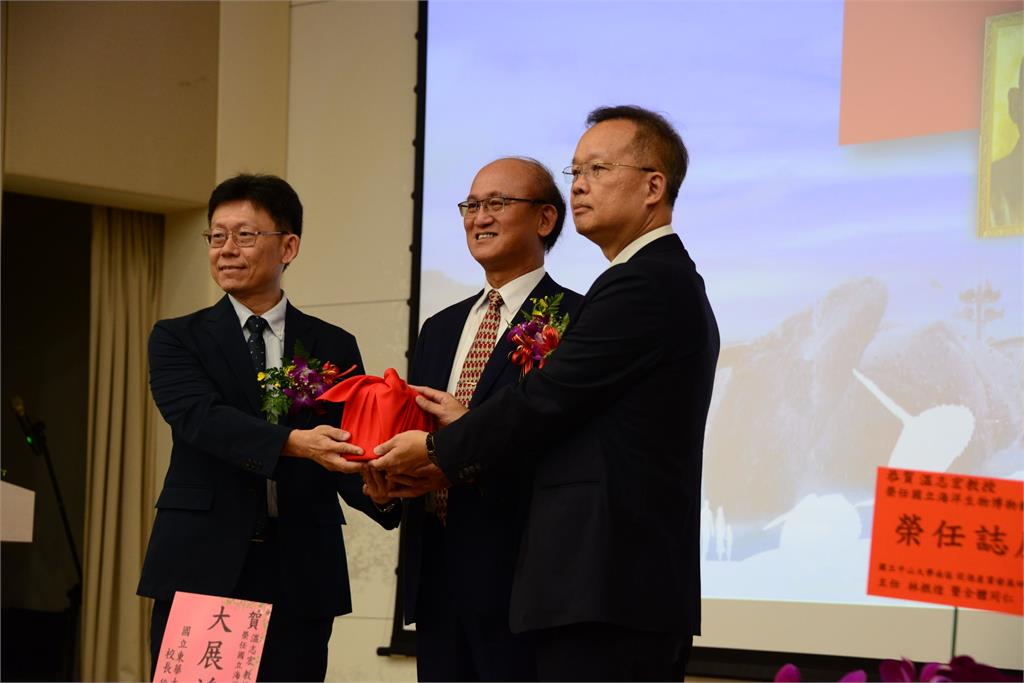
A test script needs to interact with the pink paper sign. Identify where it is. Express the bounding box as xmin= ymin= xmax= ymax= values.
xmin=154 ymin=591 xmax=272 ymax=683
